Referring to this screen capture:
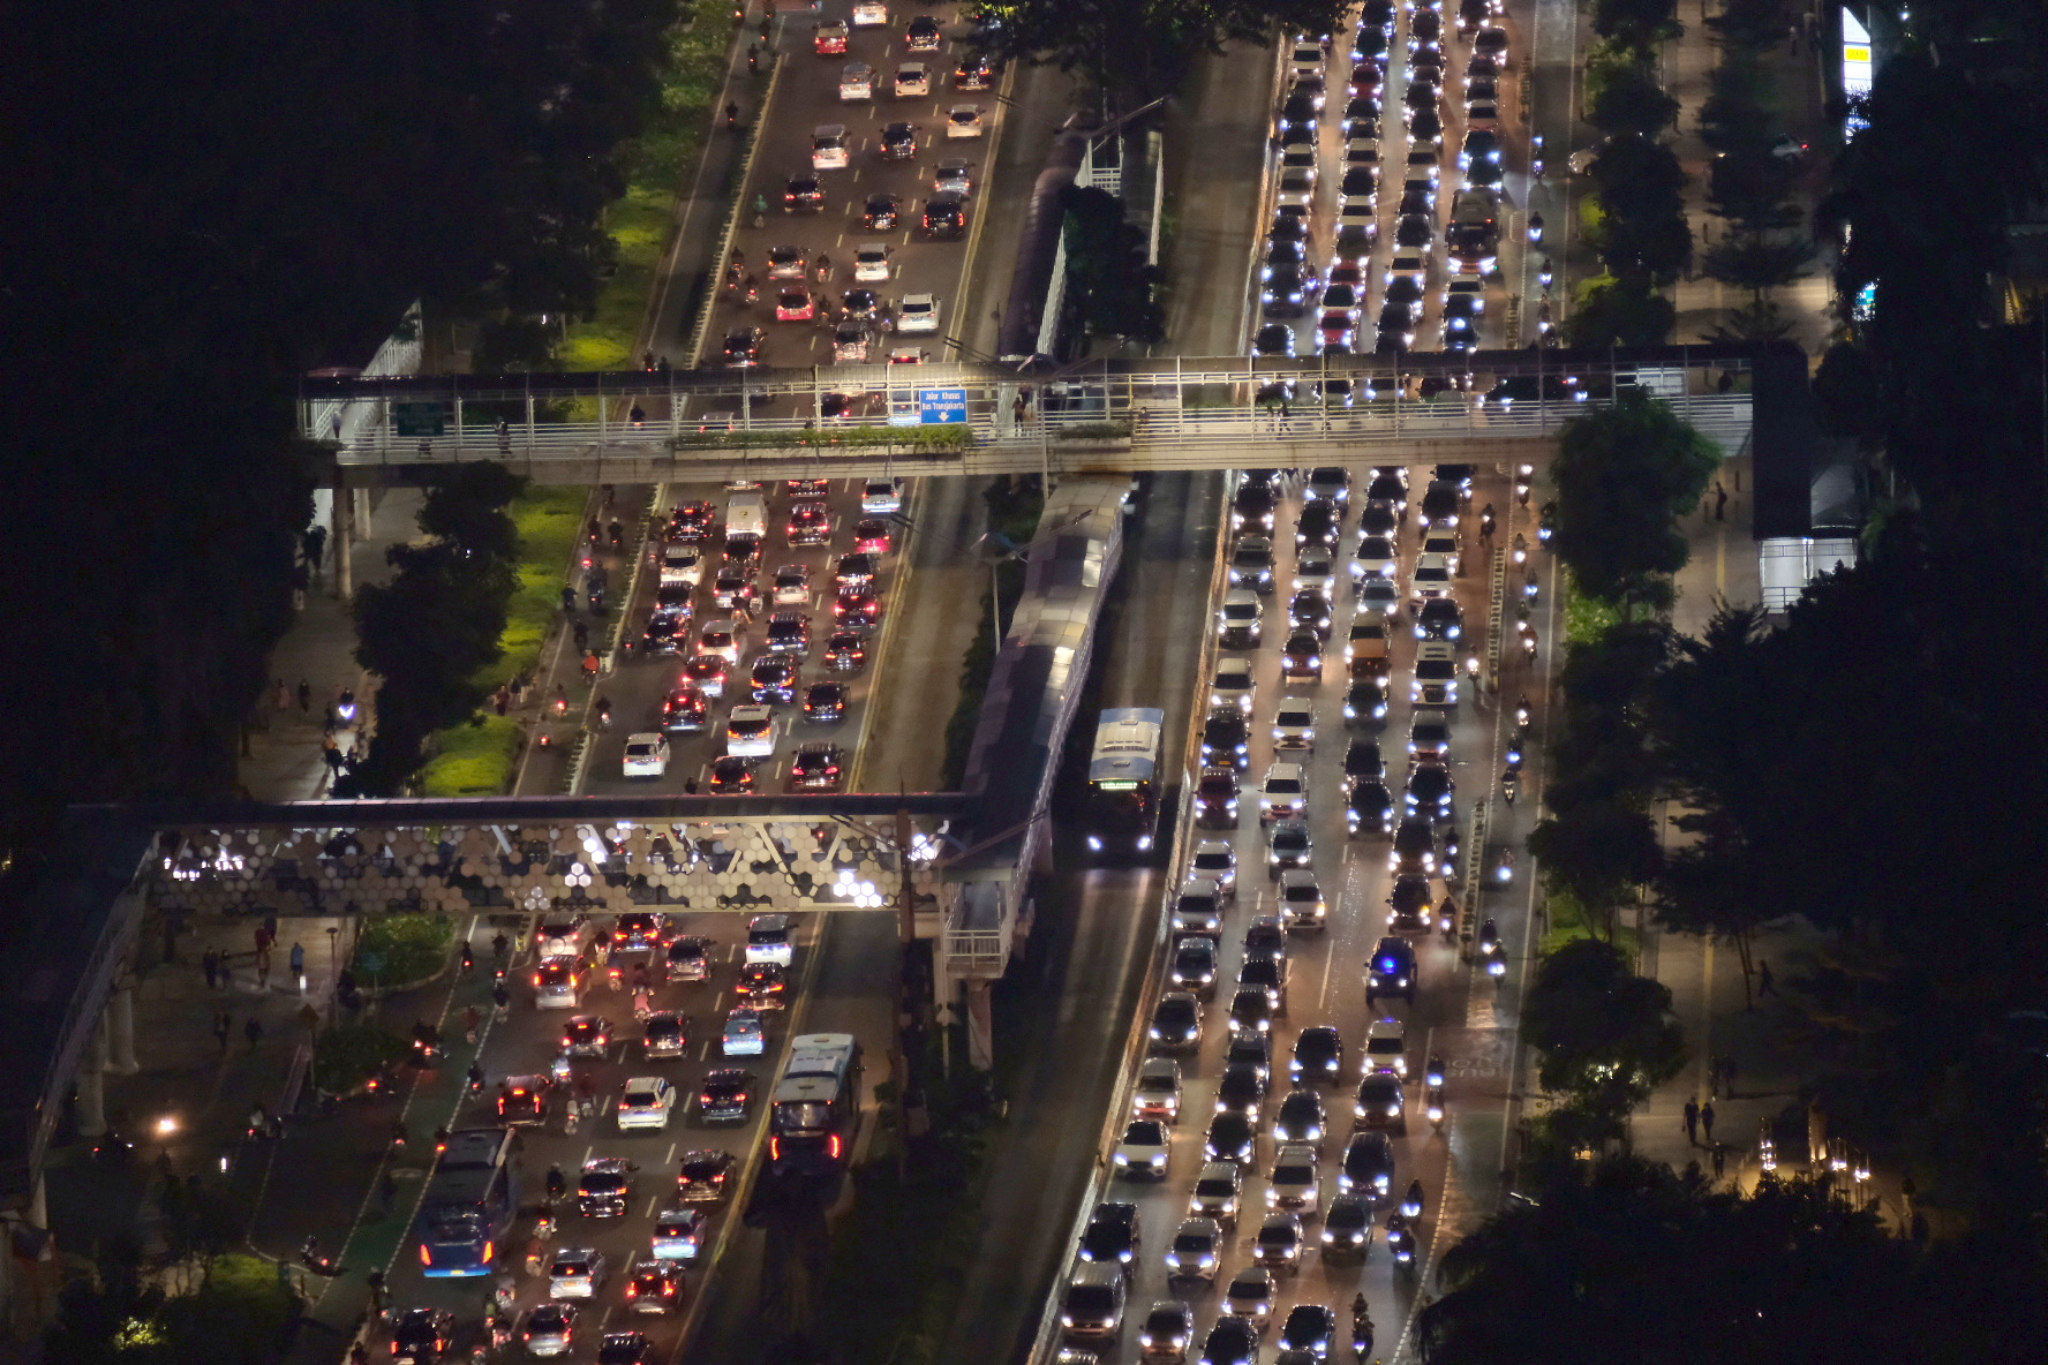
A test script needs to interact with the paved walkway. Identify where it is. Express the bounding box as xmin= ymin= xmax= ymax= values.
xmin=242 ymin=487 xmax=423 ymax=802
